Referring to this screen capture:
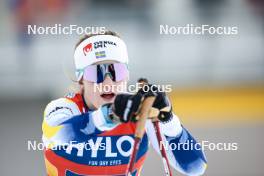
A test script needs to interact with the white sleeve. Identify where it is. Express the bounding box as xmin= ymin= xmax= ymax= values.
xmin=159 ymin=114 xmax=183 ymax=137
xmin=43 ymin=98 xmax=81 ymax=127
xmin=145 ymin=113 xmax=182 ymax=155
